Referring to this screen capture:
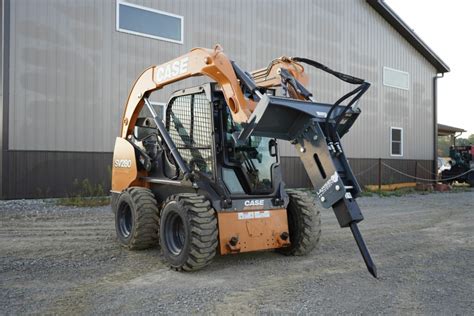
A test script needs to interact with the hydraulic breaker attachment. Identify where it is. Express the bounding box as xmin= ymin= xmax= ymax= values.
xmin=233 ymin=61 xmax=377 ymax=277
xmin=246 ymin=96 xmax=377 ymax=277
xmin=292 ymin=118 xmax=377 ymax=278
xmin=241 ymin=96 xmax=377 ymax=278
